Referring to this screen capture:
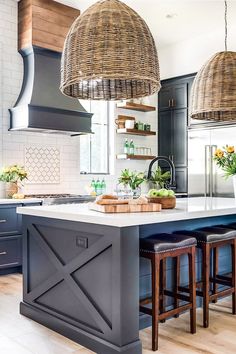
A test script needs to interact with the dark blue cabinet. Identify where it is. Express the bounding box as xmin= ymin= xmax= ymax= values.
xmin=0 ymin=235 xmax=22 ymax=269
xmin=158 ymin=74 xmax=195 ymax=193
xmin=0 ymin=202 xmax=41 ymax=275
xmin=0 ymin=204 xmax=22 ymax=236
